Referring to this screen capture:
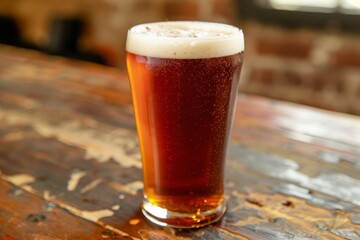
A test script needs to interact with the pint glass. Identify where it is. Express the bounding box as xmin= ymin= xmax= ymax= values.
xmin=126 ymin=21 xmax=244 ymax=228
